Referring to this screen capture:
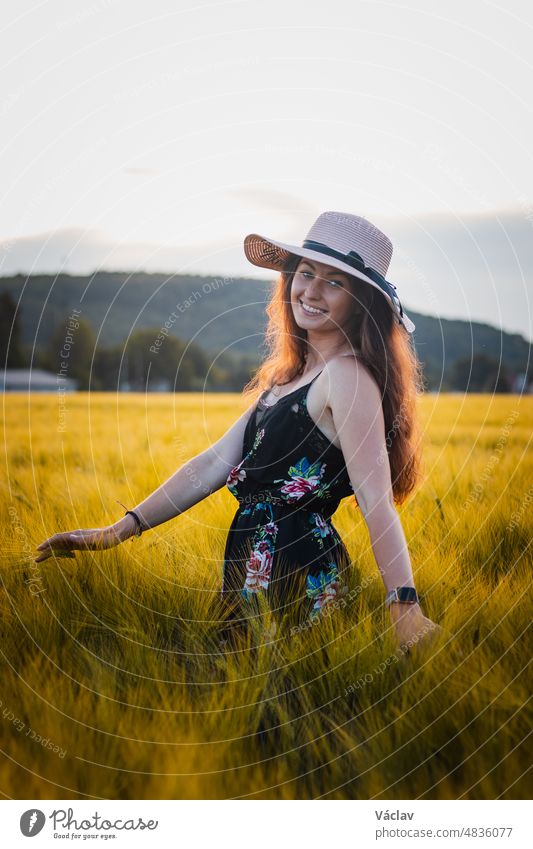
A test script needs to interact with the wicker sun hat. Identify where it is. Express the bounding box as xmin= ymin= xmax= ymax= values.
xmin=244 ymin=210 xmax=415 ymax=333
